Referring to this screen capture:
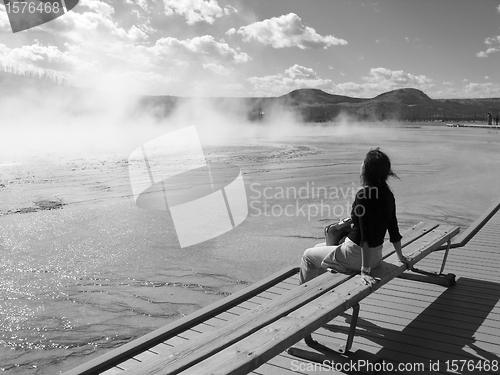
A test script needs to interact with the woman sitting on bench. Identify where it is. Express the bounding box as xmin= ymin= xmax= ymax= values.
xmin=299 ymin=148 xmax=409 ymax=288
